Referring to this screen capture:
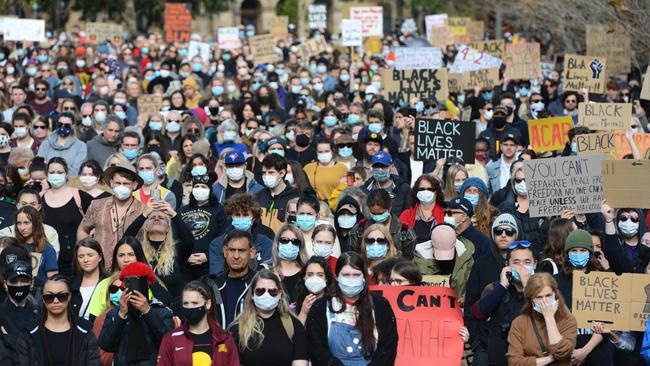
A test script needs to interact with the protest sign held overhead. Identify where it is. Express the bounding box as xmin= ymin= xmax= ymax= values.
xmin=2 ymin=18 xmax=45 ymax=41
xmin=381 ymin=69 xmax=449 ymax=105
xmin=308 ymin=4 xmax=327 ymax=29
xmin=428 ymin=26 xmax=455 ymax=48
xmin=602 ymin=160 xmax=650 ymax=209
xmin=295 ymin=37 xmax=328 ymax=60
xmin=425 ymin=14 xmax=447 ymax=39
xmin=504 ymin=42 xmax=540 ymax=80
xmin=218 ymin=27 xmax=241 ymax=50
xmin=249 ymin=34 xmax=281 ymax=64
xmin=341 ymin=19 xmax=363 ymax=47
xmin=613 ymin=132 xmax=650 ymax=159
xmin=461 ymin=68 xmax=500 ymax=90
xmin=586 ymin=25 xmax=631 ymax=75
xmin=164 ymin=3 xmax=191 ymax=43
xmin=86 ymin=22 xmax=123 ymax=44
xmin=466 ymin=40 xmax=506 ymax=59
xmin=578 ymin=102 xmax=631 ymax=130
xmin=575 ymin=132 xmax=616 ymax=156
xmin=394 ymin=47 xmax=443 ymax=70
xmin=414 ymin=119 xmax=475 ymax=163
xmin=137 ymin=95 xmax=163 ymax=120
xmin=524 ymin=155 xmax=605 ymax=218
xmin=350 ymin=6 xmax=383 ymax=37
xmin=269 ymin=16 xmax=288 ymax=39
xmin=527 ymin=116 xmax=573 ymax=152
xmin=447 ymin=17 xmax=470 ymax=44
xmin=563 ymin=54 xmax=607 ymax=94
xmin=450 ymin=45 xmax=502 ymax=73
